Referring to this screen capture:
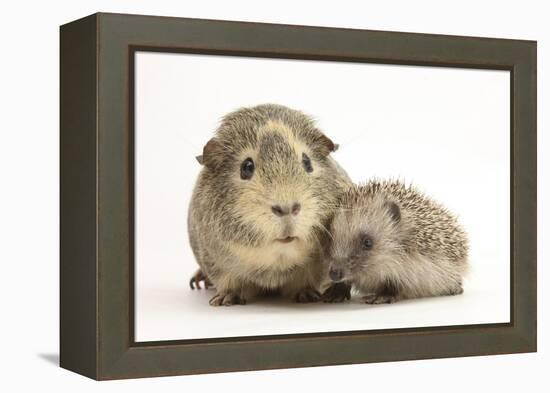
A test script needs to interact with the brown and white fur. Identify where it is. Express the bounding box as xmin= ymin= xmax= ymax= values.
xmin=322 ymin=180 xmax=468 ymax=304
xmin=188 ymin=104 xmax=351 ymax=306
